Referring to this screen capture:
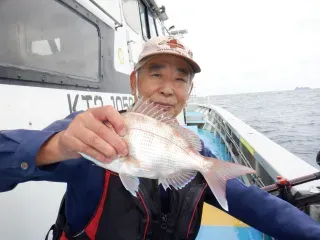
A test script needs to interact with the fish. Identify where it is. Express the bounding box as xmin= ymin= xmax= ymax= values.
xmin=79 ymin=97 xmax=256 ymax=211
